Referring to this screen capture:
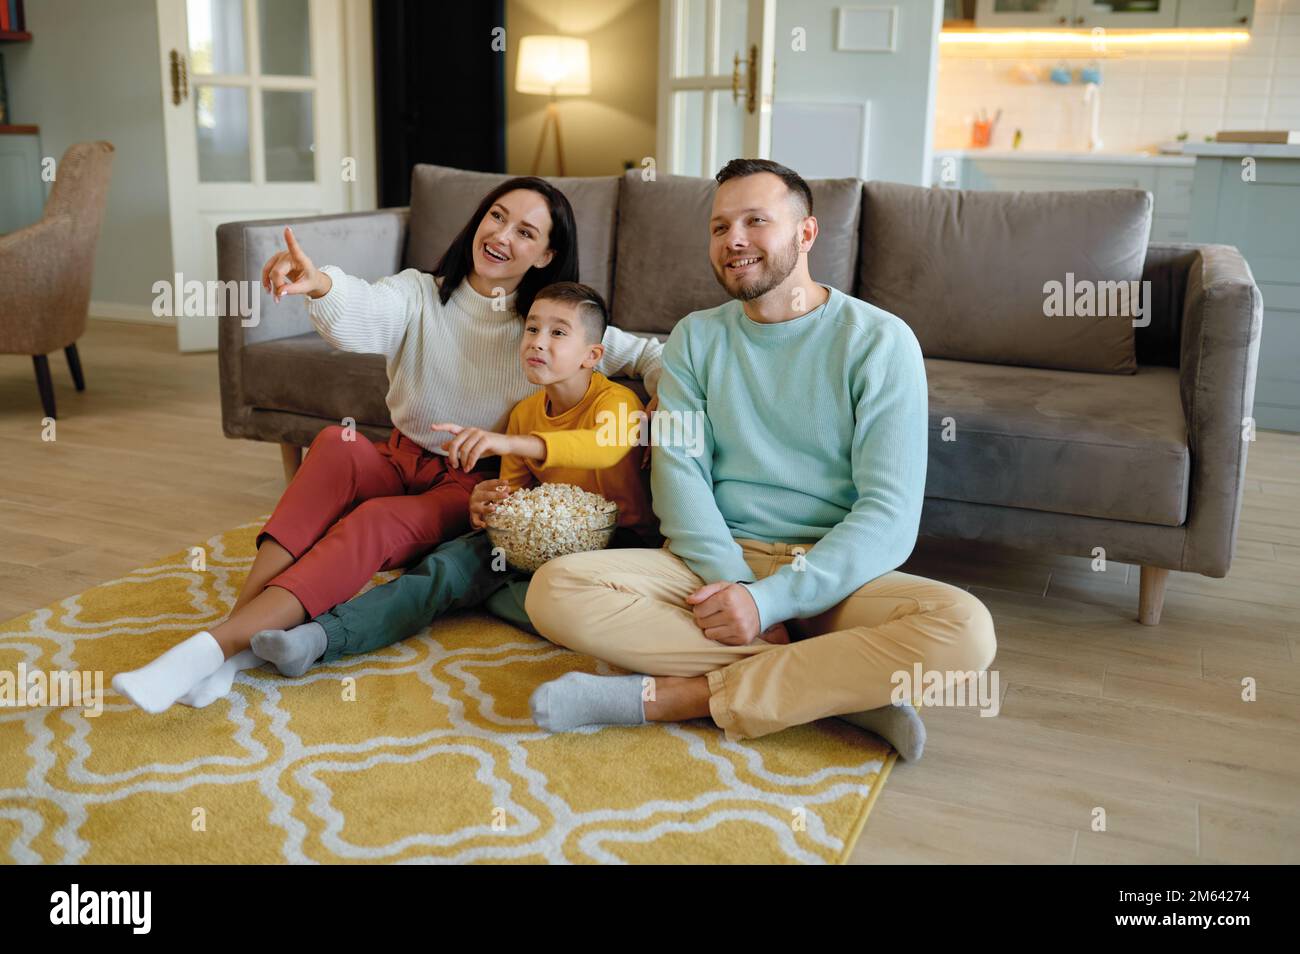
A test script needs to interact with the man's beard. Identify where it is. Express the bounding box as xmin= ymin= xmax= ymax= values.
xmin=713 ymin=235 xmax=801 ymax=302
